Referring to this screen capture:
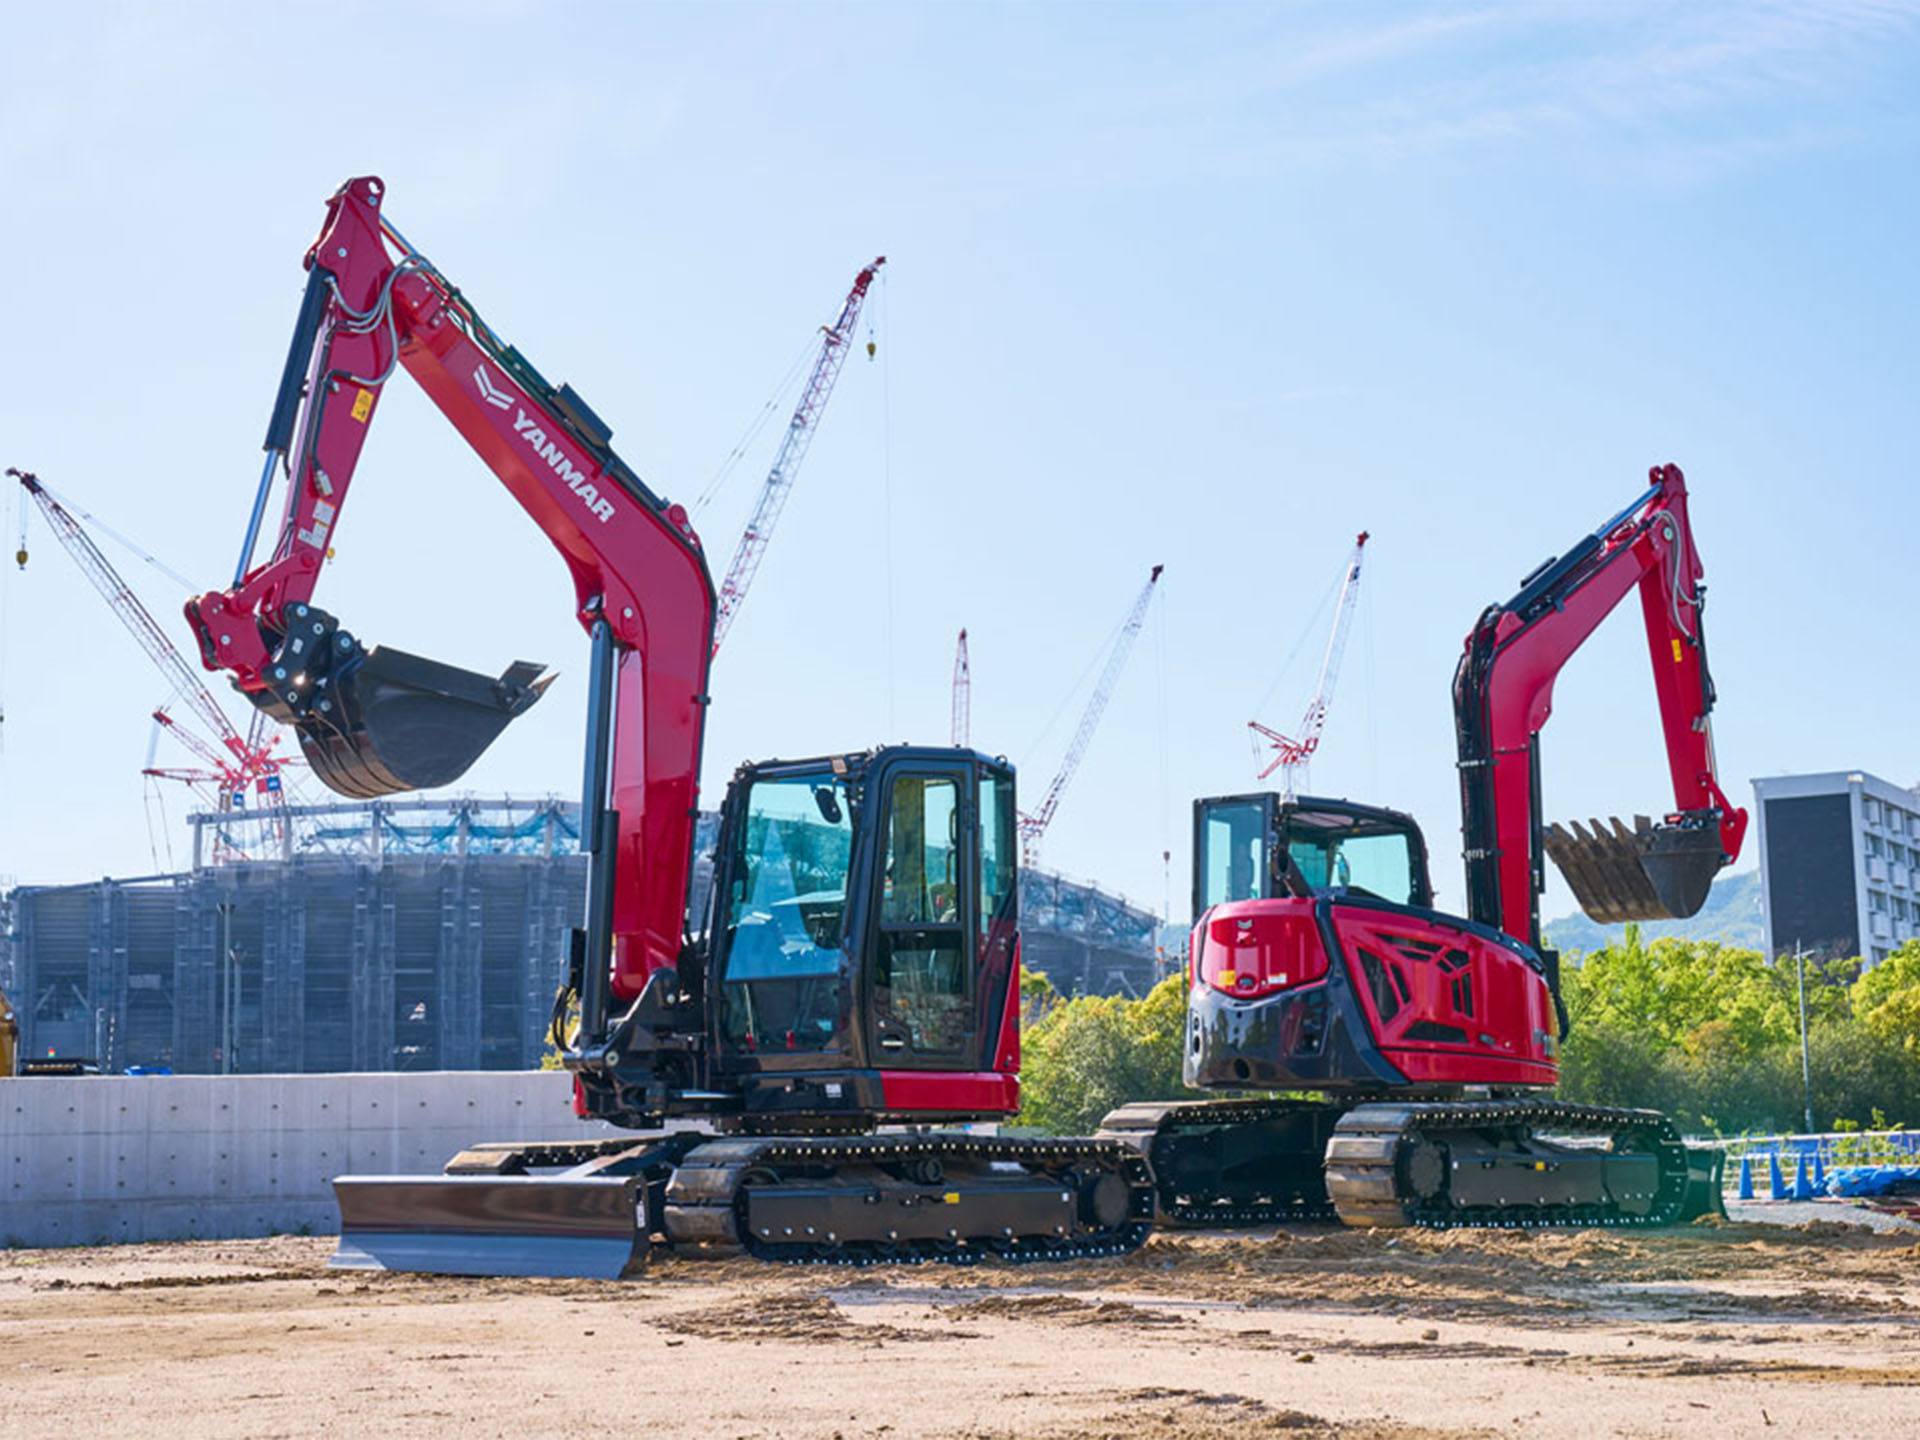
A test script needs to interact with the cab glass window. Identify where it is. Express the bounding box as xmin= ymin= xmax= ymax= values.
xmin=1287 ymin=827 xmax=1417 ymax=906
xmin=876 ymin=774 xmax=969 ymax=1057
xmin=979 ymin=769 xmax=1015 ymax=942
xmin=1198 ymin=799 xmax=1266 ymax=910
xmin=717 ymin=772 xmax=853 ymax=1053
